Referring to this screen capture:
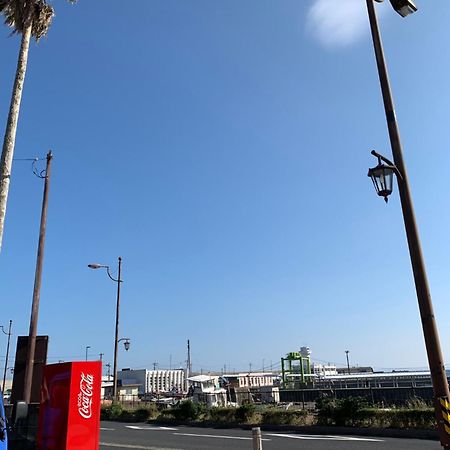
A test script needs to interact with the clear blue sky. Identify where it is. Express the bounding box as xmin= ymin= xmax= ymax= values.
xmin=1 ymin=0 xmax=450 ymax=375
